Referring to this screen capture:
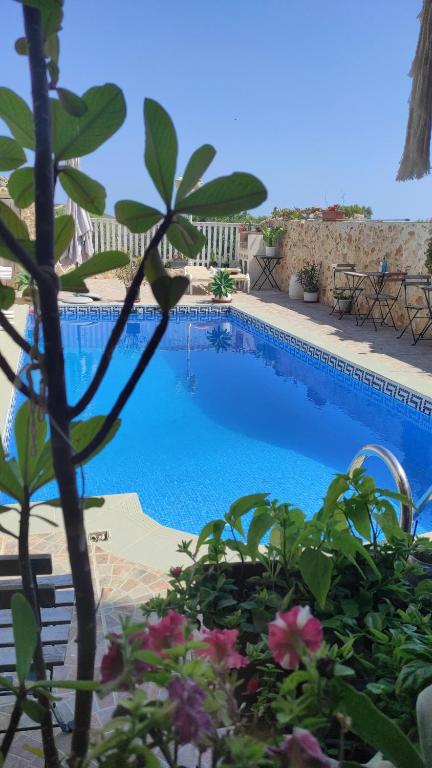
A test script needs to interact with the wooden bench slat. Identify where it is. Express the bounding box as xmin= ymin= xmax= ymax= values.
xmin=0 ymin=583 xmax=55 ymax=609
xmin=0 ymin=645 xmax=66 ymax=672
xmin=0 ymin=605 xmax=73 ymax=628
xmin=0 ymin=624 xmax=70 ymax=648
xmin=0 ymin=555 xmax=52 ymax=577
xmin=37 ymin=574 xmax=73 ymax=589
